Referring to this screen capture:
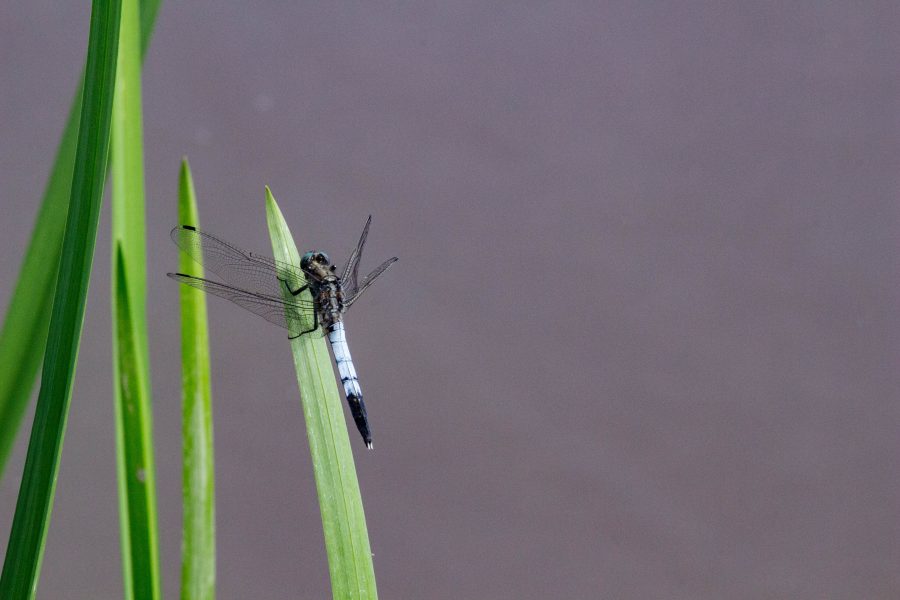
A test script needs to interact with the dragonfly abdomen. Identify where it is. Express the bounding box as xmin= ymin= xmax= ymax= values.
xmin=327 ymin=321 xmax=372 ymax=449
